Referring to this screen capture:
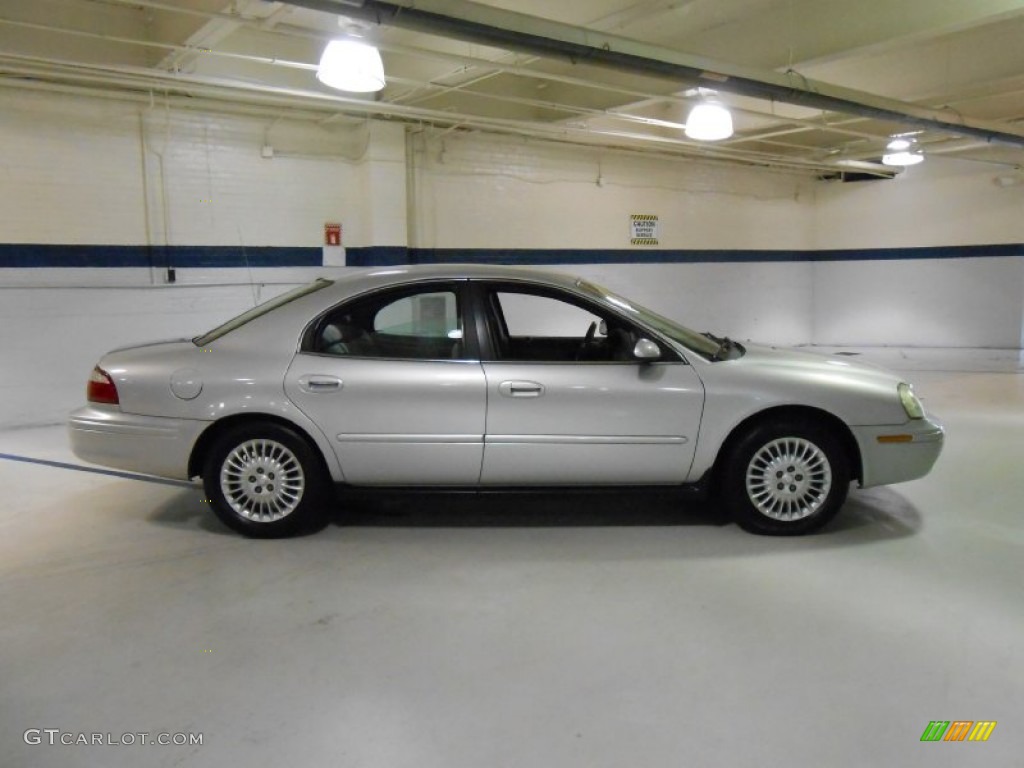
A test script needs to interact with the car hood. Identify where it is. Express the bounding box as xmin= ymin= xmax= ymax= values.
xmin=737 ymin=344 xmax=902 ymax=385
xmin=698 ymin=343 xmax=911 ymax=425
